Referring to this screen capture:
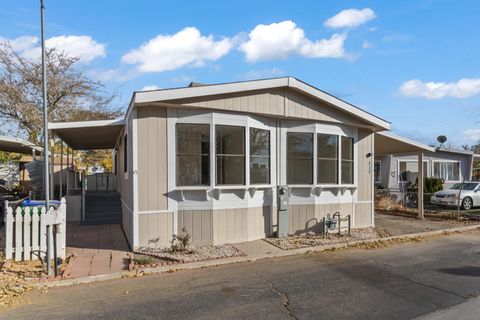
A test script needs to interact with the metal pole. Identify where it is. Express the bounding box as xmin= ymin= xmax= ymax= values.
xmin=40 ymin=0 xmax=51 ymax=275
xmin=60 ymin=141 xmax=63 ymax=197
